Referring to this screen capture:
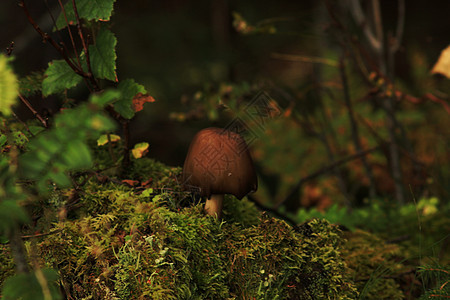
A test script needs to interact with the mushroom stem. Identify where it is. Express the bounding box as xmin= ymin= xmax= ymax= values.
xmin=204 ymin=194 xmax=224 ymax=218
